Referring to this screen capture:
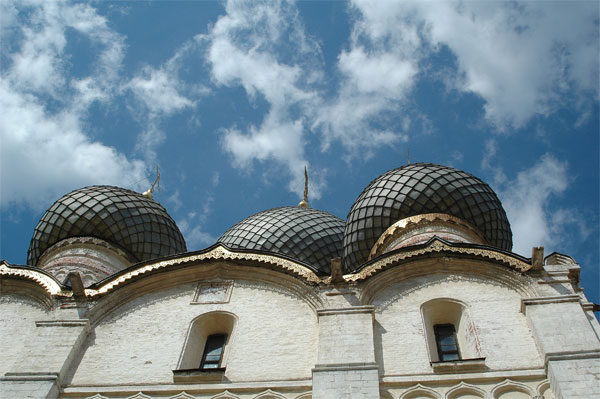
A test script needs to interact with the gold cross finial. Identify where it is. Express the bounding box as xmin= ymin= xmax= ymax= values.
xmin=142 ymin=165 xmax=160 ymax=199
xmin=298 ymin=166 xmax=309 ymax=208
